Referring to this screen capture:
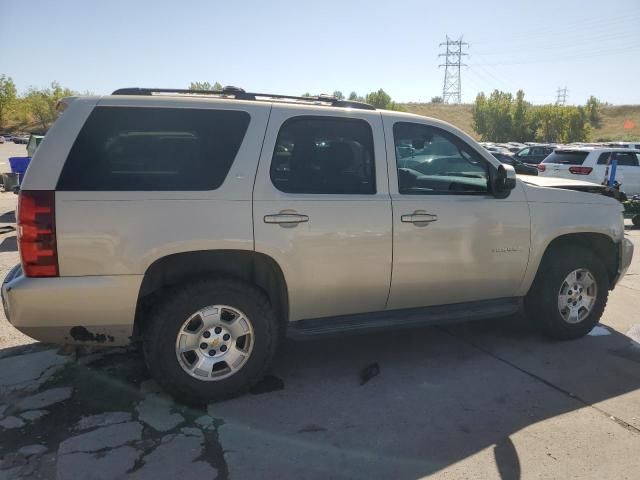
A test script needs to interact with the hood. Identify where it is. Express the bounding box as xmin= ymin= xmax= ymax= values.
xmin=519 ymin=175 xmax=607 ymax=192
